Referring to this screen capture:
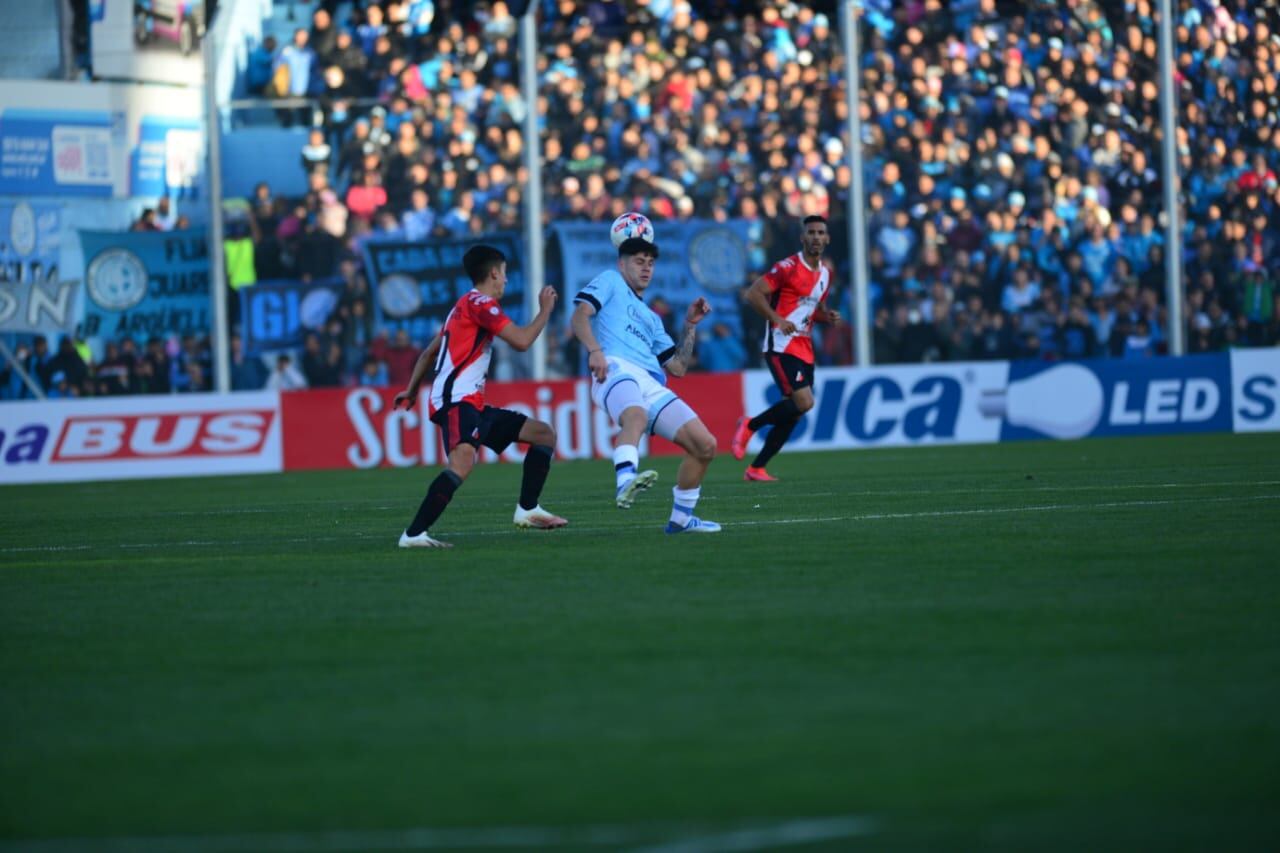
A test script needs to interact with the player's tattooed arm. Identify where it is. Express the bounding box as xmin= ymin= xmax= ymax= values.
xmin=663 ymin=324 xmax=698 ymax=376
xmin=393 ymin=333 xmax=441 ymax=409
xmin=663 ymin=298 xmax=710 ymax=376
